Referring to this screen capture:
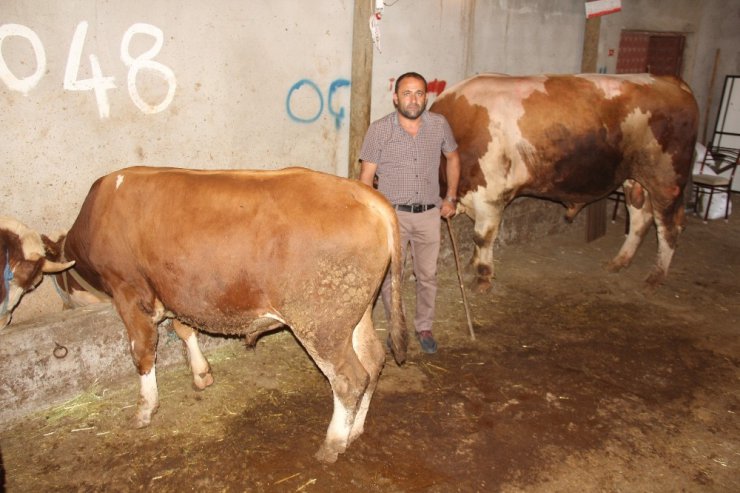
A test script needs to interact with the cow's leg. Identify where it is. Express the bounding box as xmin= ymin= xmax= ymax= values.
xmin=172 ymin=320 xmax=214 ymax=390
xmin=347 ymin=306 xmax=385 ymax=445
xmin=469 ymin=200 xmax=505 ymax=292
xmin=607 ymin=183 xmax=654 ymax=273
xmin=112 ymin=290 xmax=161 ymax=428
xmin=299 ymin=330 xmax=369 ymax=463
xmin=646 ymin=197 xmax=685 ymax=287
